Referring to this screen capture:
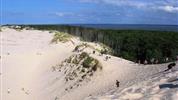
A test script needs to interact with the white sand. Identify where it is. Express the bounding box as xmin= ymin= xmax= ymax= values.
xmin=1 ymin=27 xmax=176 ymax=100
xmin=0 ymin=28 xmax=75 ymax=100
xmin=86 ymin=66 xmax=178 ymax=100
